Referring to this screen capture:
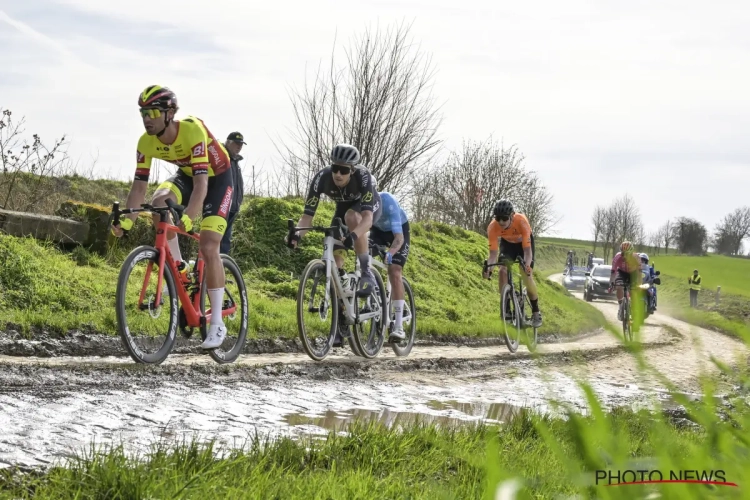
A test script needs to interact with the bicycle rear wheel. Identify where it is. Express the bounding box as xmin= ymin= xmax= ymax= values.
xmin=622 ymin=296 xmax=632 ymax=342
xmin=522 ymin=291 xmax=538 ymax=351
xmin=115 ymin=245 xmax=178 ymax=364
xmin=390 ymin=277 xmax=417 ymax=357
xmin=351 ymin=270 xmax=387 ymax=358
xmin=199 ymin=255 xmax=249 ymax=364
xmin=501 ymin=284 xmax=521 ymax=353
xmin=297 ymin=260 xmax=338 ymax=361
